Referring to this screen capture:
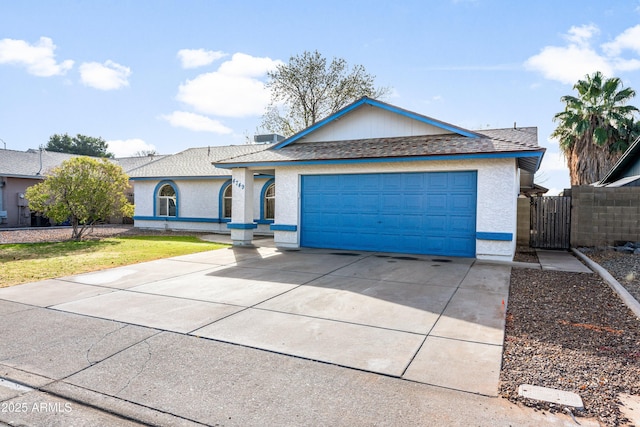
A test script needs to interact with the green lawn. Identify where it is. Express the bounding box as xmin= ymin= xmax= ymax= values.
xmin=0 ymin=236 xmax=227 ymax=288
